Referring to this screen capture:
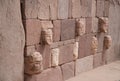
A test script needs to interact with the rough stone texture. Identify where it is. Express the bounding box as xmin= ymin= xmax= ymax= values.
xmin=104 ymin=0 xmax=110 ymax=17
xmin=71 ymin=0 xmax=81 ymax=18
xmin=59 ymin=44 xmax=74 ymax=64
xmin=78 ymin=34 xmax=93 ymax=58
xmin=76 ymin=55 xmax=93 ymax=75
xmin=23 ymin=0 xmax=38 ymax=19
xmin=73 ymin=42 xmax=79 ymax=60
xmin=91 ymin=36 xmax=98 ymax=54
xmin=25 ymin=45 xmax=36 ymax=56
xmin=0 ymin=0 xmax=25 ymax=81
xmin=24 ymin=19 xmax=41 ymax=45
xmin=92 ymin=18 xmax=98 ymax=33
xmin=58 ymin=0 xmax=69 ymax=19
xmin=25 ymin=67 xmax=63 ymax=81
xmin=35 ymin=45 xmax=51 ymax=69
xmin=103 ymin=35 xmax=112 ymax=49
xmin=93 ymin=53 xmax=103 ymax=68
xmin=91 ymin=0 xmax=96 ymax=17
xmin=61 ymin=62 xmax=75 ymax=80
xmin=61 ymin=19 xmax=75 ymax=41
xmin=38 ymin=0 xmax=49 ymax=19
xmin=86 ymin=18 xmax=92 ymax=34
xmin=49 ymin=0 xmax=58 ymax=20
xmin=96 ymin=0 xmax=105 ymax=17
xmin=53 ymin=20 xmax=61 ymax=42
xmin=81 ymin=0 xmax=92 ymax=17
xmin=41 ymin=21 xmax=53 ymax=30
